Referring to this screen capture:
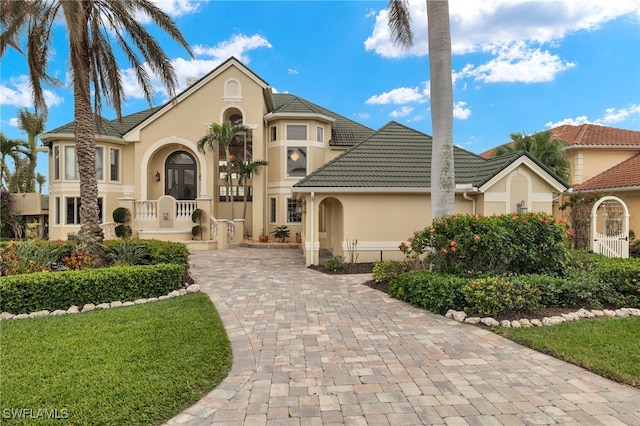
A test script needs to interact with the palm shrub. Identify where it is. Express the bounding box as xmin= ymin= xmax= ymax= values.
xmin=105 ymin=240 xmax=151 ymax=266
